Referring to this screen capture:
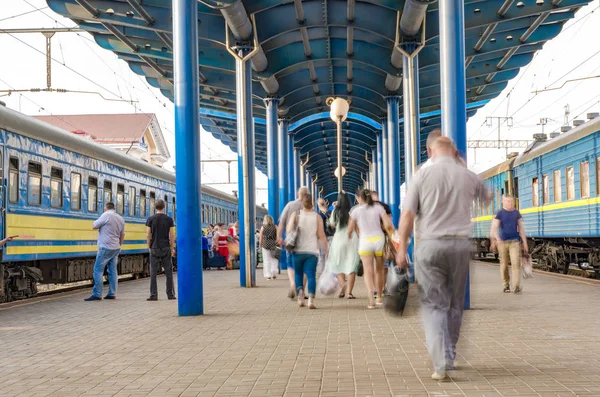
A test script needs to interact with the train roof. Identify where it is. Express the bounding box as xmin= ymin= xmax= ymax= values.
xmin=0 ymin=106 xmax=266 ymax=212
xmin=513 ymin=117 xmax=600 ymax=166
xmin=479 ymin=158 xmax=516 ymax=180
